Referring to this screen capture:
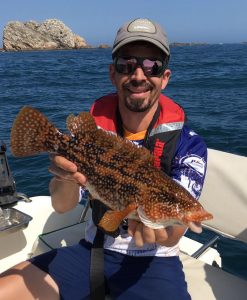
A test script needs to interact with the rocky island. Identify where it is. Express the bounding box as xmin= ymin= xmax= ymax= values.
xmin=170 ymin=42 xmax=208 ymax=47
xmin=2 ymin=19 xmax=92 ymax=51
xmin=1 ymin=19 xmax=207 ymax=52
